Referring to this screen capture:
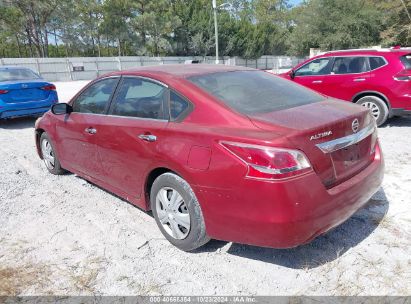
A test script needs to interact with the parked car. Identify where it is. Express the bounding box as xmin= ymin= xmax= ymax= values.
xmin=0 ymin=66 xmax=58 ymax=120
xmin=35 ymin=64 xmax=383 ymax=251
xmin=280 ymin=48 xmax=411 ymax=126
